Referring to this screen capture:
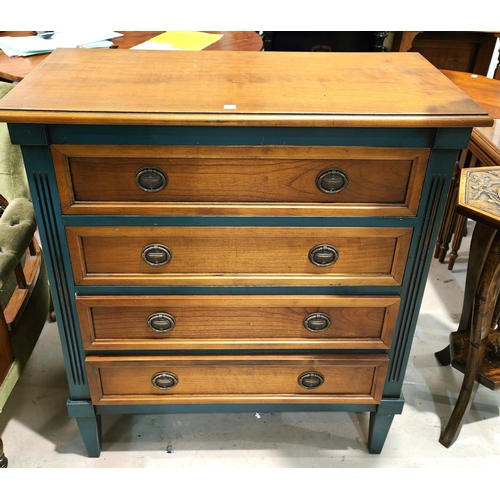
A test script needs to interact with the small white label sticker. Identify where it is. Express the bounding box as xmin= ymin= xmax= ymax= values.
xmin=224 ymin=104 xmax=237 ymax=110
